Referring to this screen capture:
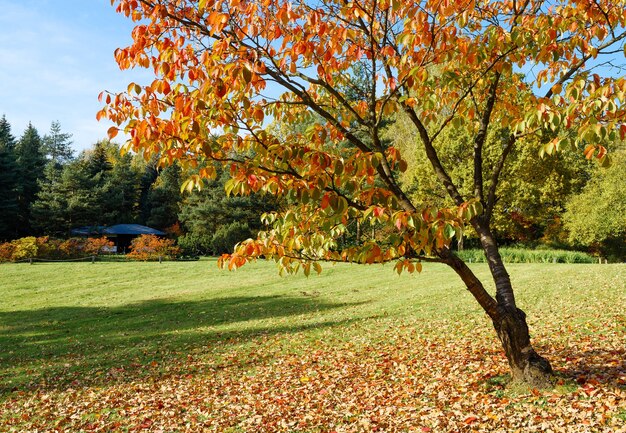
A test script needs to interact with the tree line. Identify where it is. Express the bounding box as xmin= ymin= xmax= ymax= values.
xmin=0 ymin=115 xmax=274 ymax=255
xmin=0 ymin=114 xmax=623 ymax=260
